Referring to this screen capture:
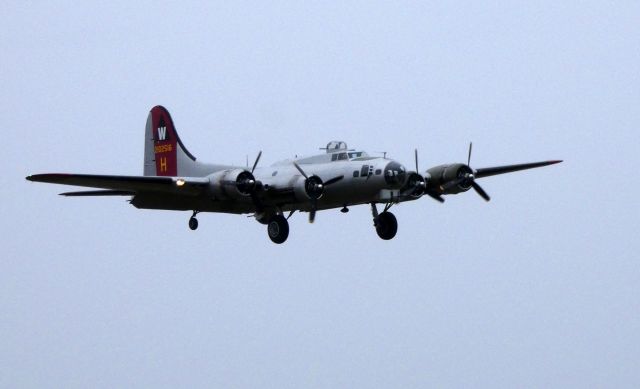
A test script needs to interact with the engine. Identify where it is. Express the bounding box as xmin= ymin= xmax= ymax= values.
xmin=292 ymin=174 xmax=325 ymax=202
xmin=207 ymin=169 xmax=259 ymax=199
xmin=402 ymin=172 xmax=427 ymax=198
xmin=426 ymin=163 xmax=474 ymax=195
